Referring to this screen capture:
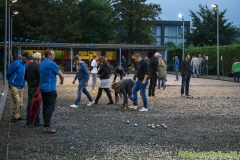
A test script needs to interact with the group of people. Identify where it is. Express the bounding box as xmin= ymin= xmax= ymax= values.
xmin=5 ymin=48 xmax=213 ymax=134
xmin=7 ymin=49 xmax=64 ymax=133
xmin=174 ymin=54 xmax=208 ymax=80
